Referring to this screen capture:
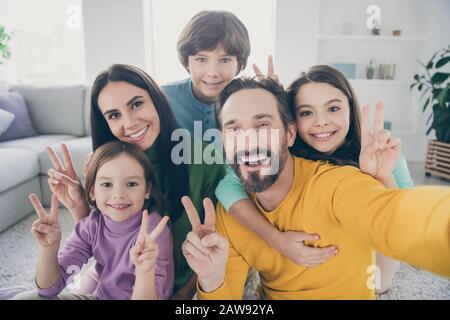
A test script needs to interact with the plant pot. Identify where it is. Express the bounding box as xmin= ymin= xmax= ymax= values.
xmin=425 ymin=140 xmax=450 ymax=180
